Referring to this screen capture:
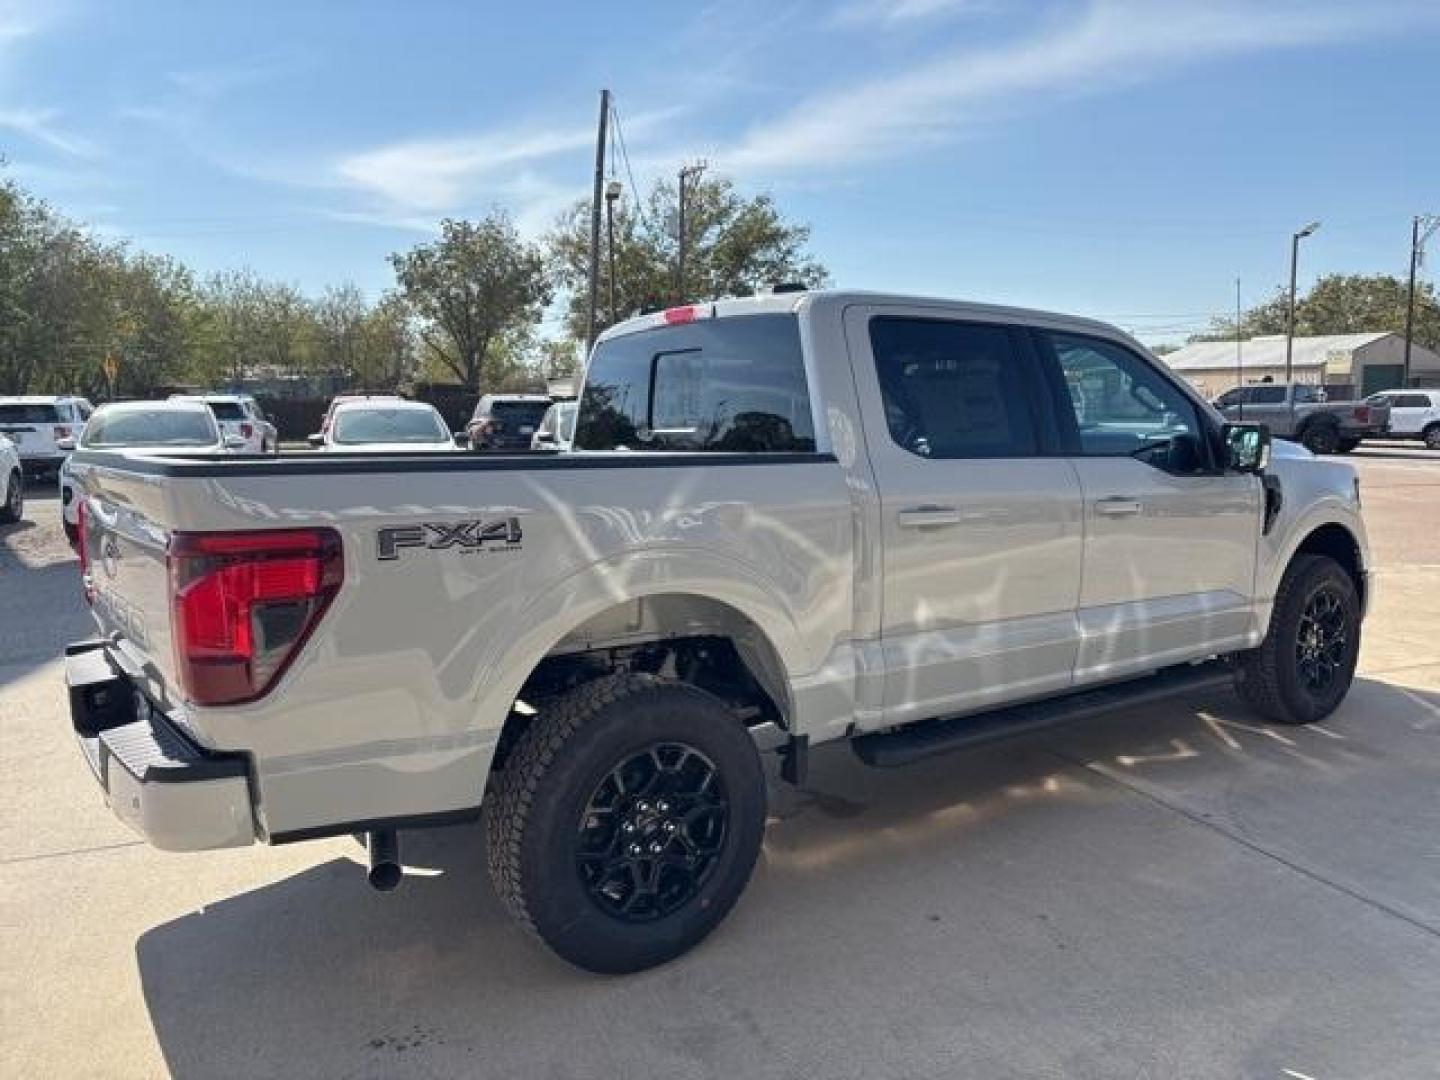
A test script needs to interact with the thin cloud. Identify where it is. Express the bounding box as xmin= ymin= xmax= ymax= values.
xmin=725 ymin=0 xmax=1439 ymax=173
xmin=830 ymin=0 xmax=992 ymax=27
xmin=0 ymin=106 xmax=95 ymax=156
